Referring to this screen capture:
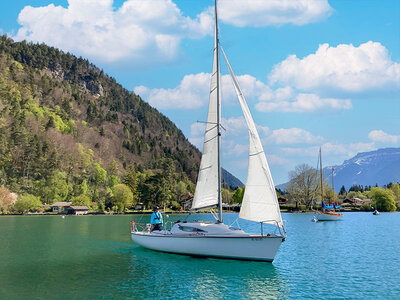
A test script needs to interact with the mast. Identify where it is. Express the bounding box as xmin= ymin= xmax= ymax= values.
xmin=331 ymin=167 xmax=334 ymax=205
xmin=319 ymin=148 xmax=324 ymax=204
xmin=215 ymin=0 xmax=222 ymax=223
